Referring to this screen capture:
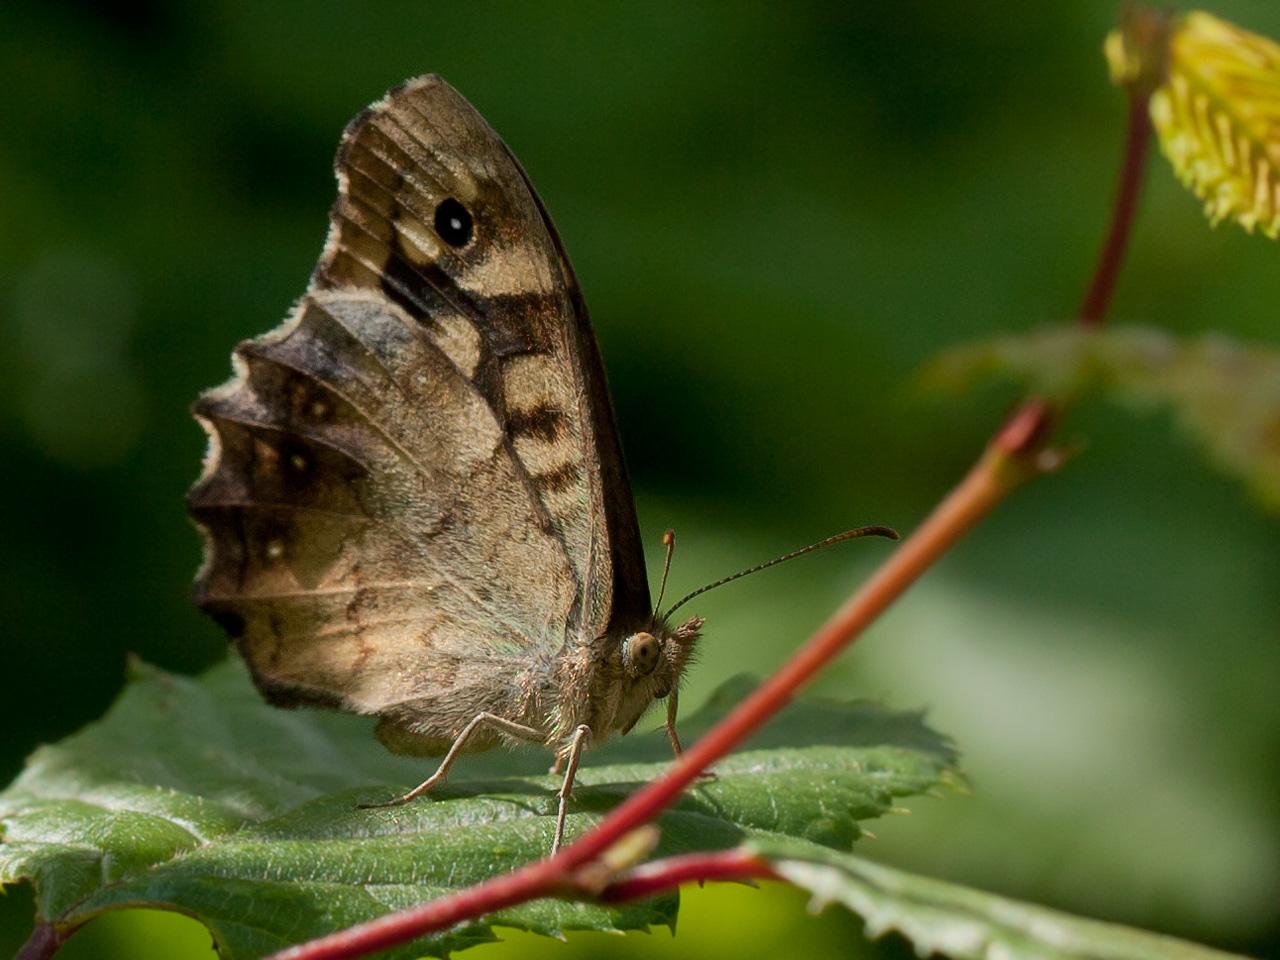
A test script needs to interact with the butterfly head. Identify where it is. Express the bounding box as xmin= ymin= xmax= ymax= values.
xmin=619 ymin=615 xmax=704 ymax=700
xmin=618 ymin=529 xmax=702 ymax=700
